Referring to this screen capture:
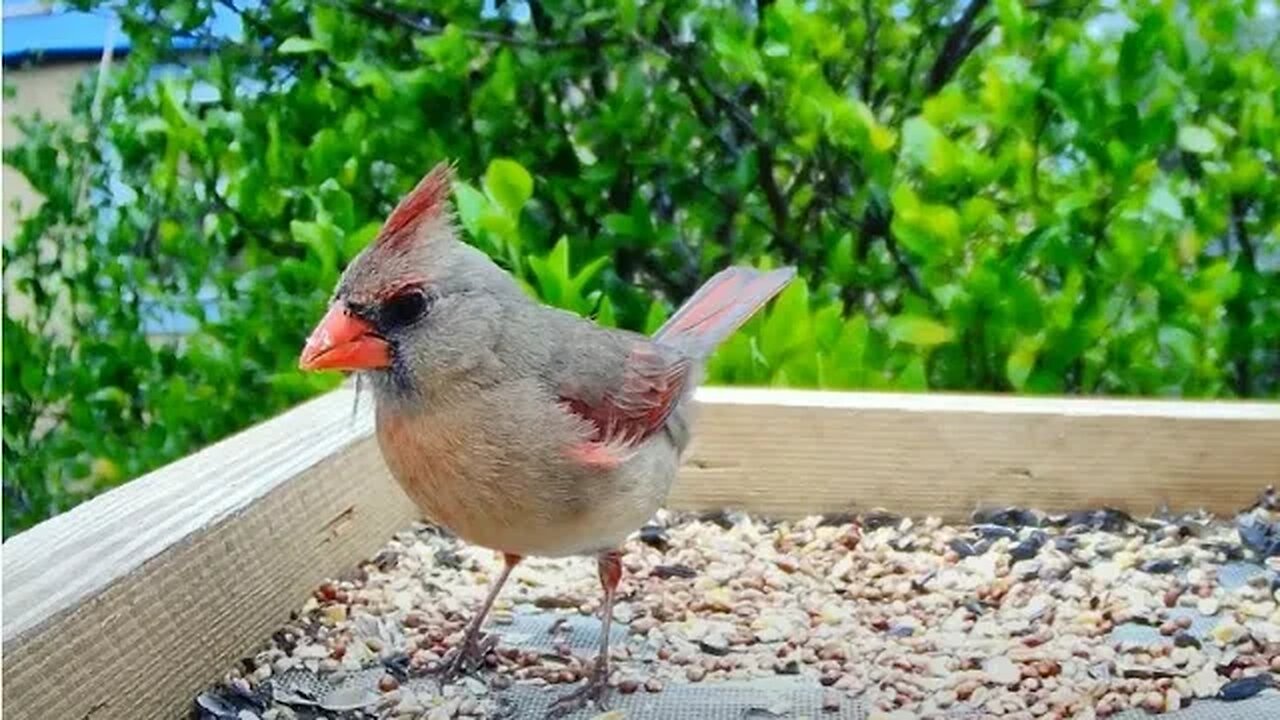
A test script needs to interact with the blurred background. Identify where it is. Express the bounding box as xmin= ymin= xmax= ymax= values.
xmin=2 ymin=0 xmax=1278 ymax=537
